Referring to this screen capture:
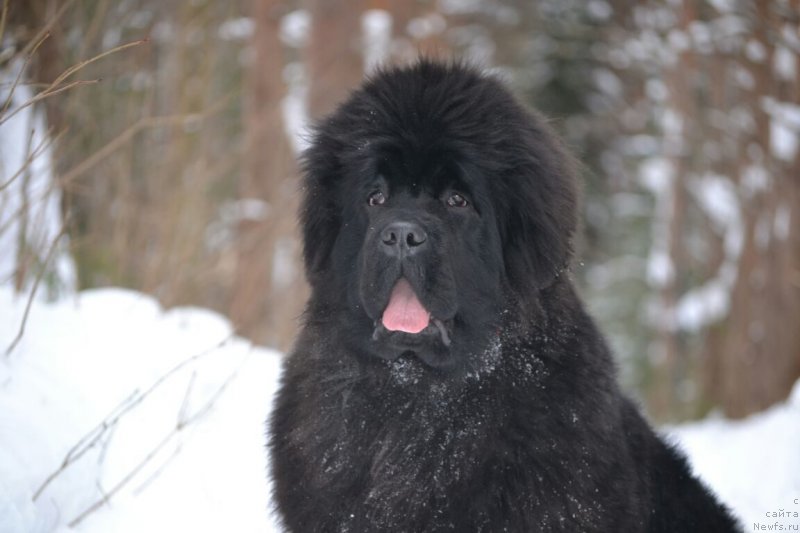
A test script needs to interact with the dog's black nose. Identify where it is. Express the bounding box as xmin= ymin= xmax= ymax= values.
xmin=380 ymin=221 xmax=427 ymax=256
